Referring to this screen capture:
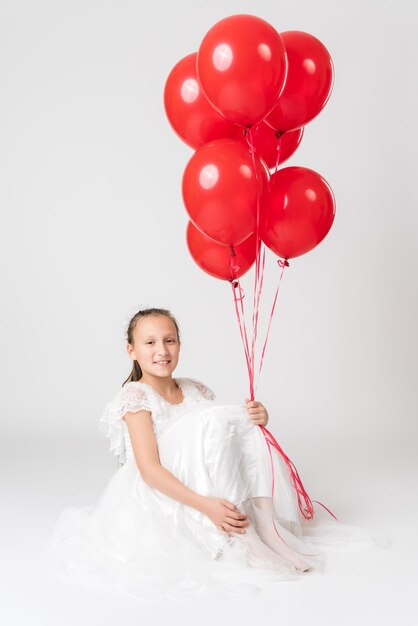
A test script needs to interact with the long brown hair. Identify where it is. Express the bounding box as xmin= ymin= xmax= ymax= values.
xmin=122 ymin=308 xmax=181 ymax=386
